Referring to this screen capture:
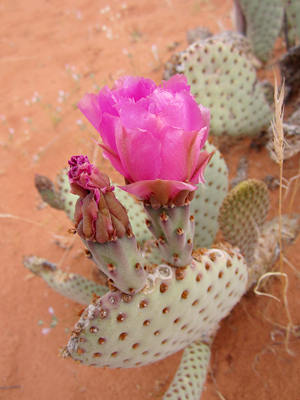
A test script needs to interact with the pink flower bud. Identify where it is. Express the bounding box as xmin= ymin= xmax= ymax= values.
xmin=68 ymin=155 xmax=129 ymax=243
